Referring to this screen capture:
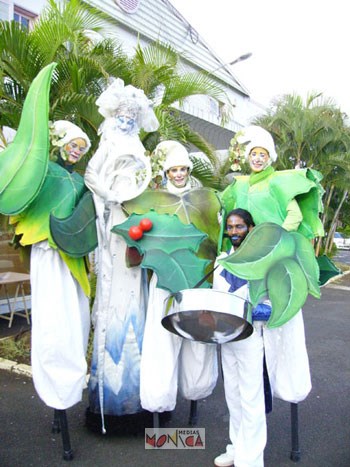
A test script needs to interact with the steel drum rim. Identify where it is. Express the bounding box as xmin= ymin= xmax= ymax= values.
xmin=162 ymin=288 xmax=254 ymax=344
